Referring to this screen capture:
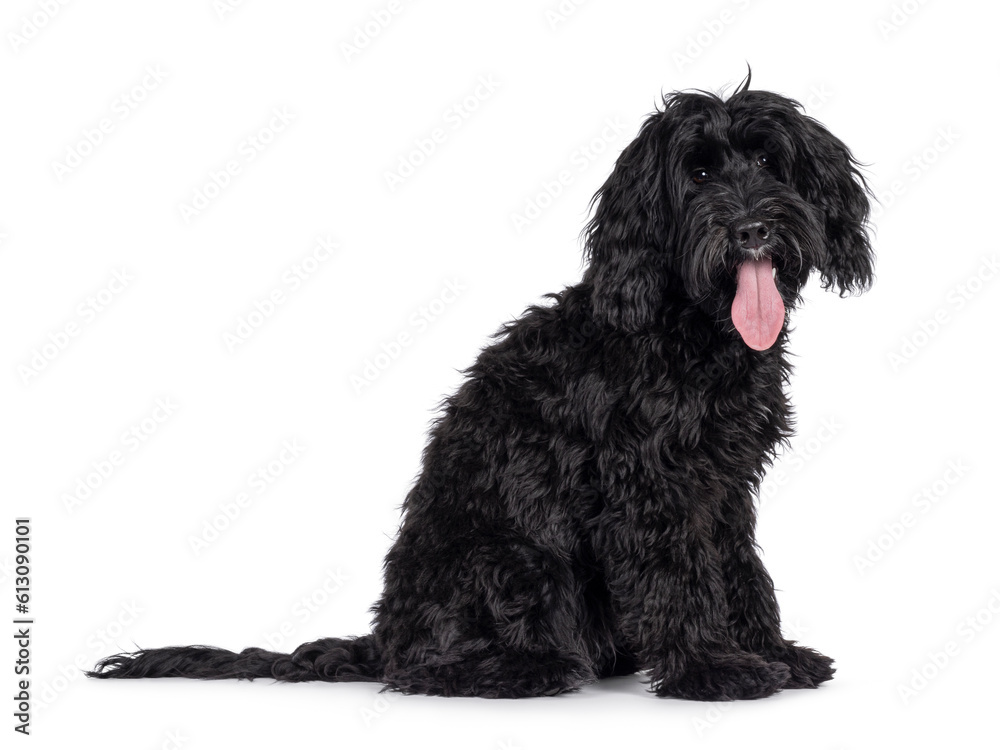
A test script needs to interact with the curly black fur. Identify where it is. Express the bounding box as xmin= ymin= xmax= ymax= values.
xmin=89 ymin=77 xmax=873 ymax=701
